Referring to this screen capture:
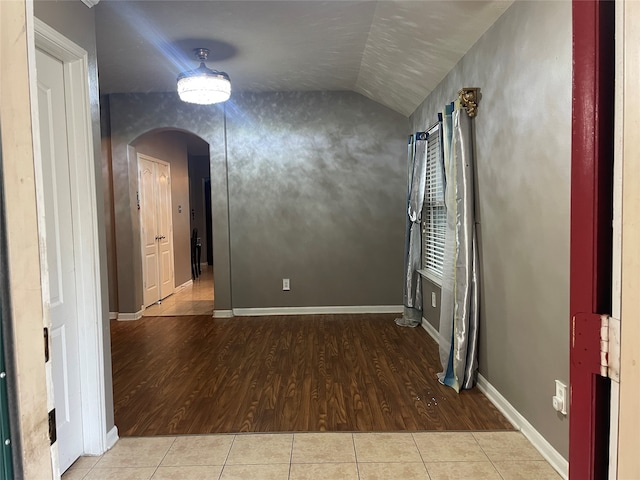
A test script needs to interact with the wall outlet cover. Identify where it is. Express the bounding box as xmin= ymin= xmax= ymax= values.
xmin=553 ymin=380 xmax=567 ymax=415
